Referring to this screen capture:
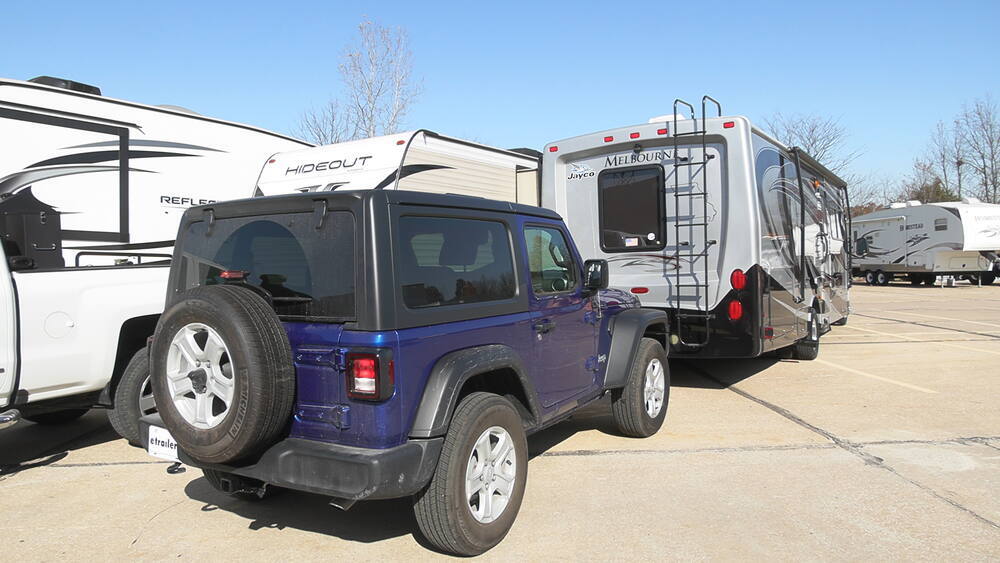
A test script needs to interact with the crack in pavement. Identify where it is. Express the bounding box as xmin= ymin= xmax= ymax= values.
xmin=130 ymin=499 xmax=187 ymax=546
xmin=681 ymin=361 xmax=1000 ymax=531
xmin=854 ymin=313 xmax=1000 ymax=340
xmin=539 ymin=443 xmax=837 ymax=457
